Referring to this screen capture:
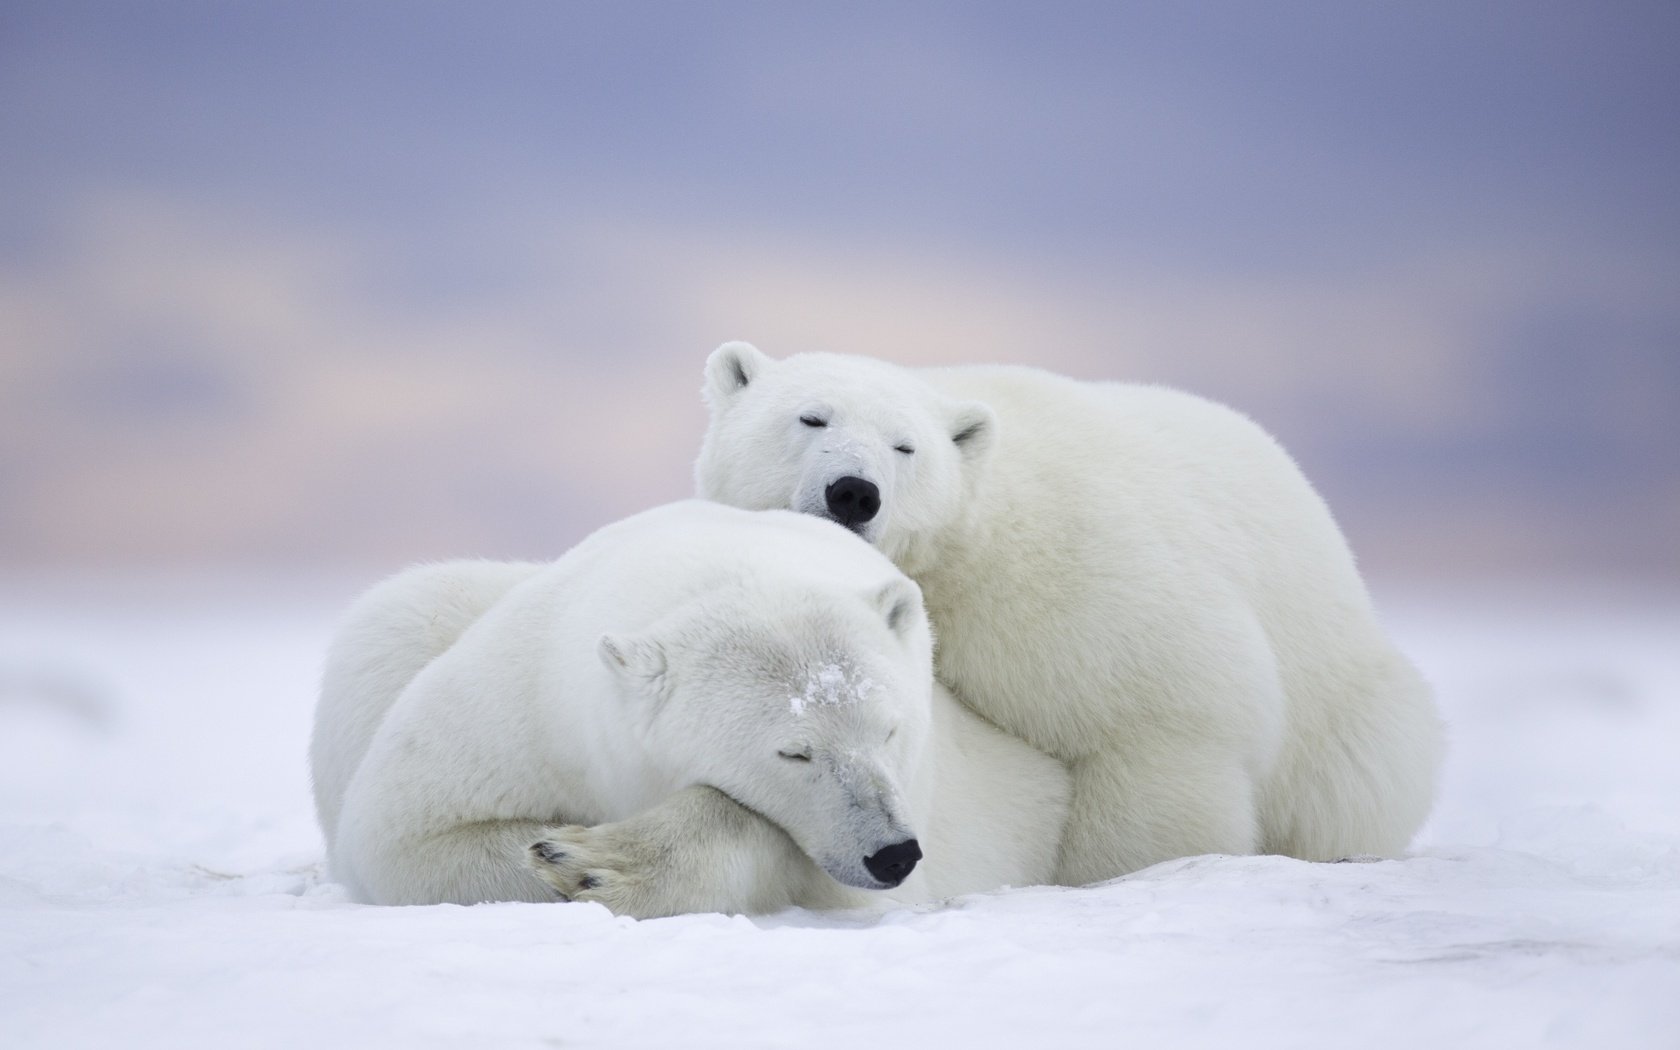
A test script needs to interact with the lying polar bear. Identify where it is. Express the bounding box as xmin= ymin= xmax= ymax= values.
xmin=696 ymin=343 xmax=1444 ymax=884
xmin=311 ymin=501 xmax=1068 ymax=916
